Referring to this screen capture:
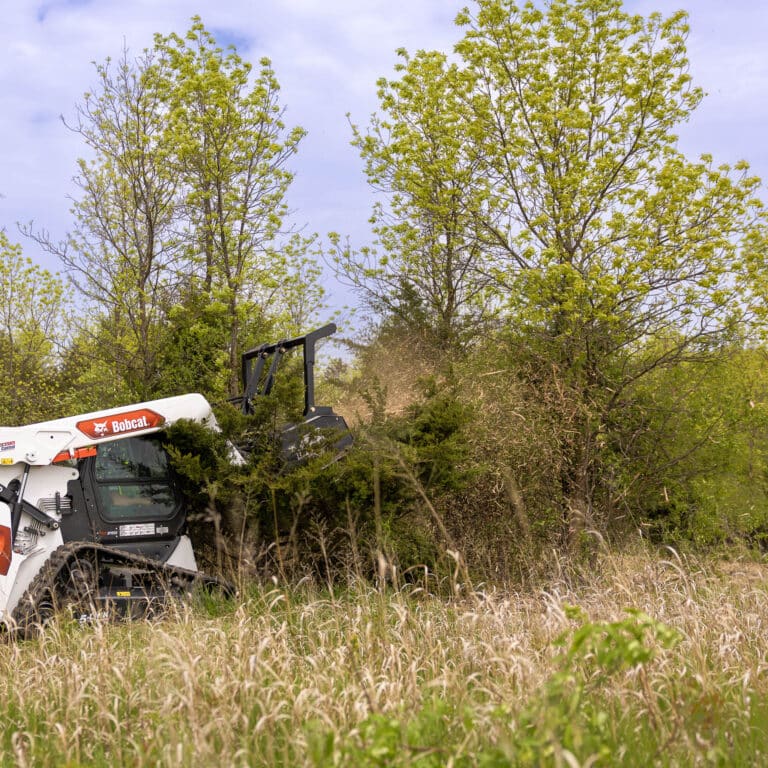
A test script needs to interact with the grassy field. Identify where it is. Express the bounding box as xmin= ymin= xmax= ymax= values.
xmin=2 ymin=549 xmax=768 ymax=766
